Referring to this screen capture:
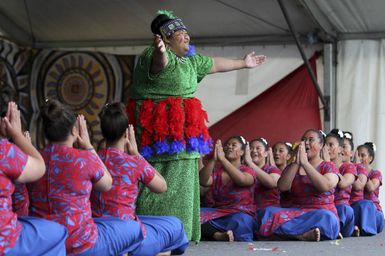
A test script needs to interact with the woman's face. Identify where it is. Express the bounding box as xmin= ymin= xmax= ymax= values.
xmin=273 ymin=143 xmax=290 ymax=166
xmin=358 ymin=147 xmax=373 ymax=166
xmin=341 ymin=138 xmax=353 ymax=163
xmin=250 ymin=140 xmax=267 ymax=165
xmin=302 ymin=131 xmax=322 ymax=159
xmin=224 ymin=138 xmax=244 ymax=161
xmin=166 ymin=30 xmax=190 ymax=57
xmin=325 ymin=136 xmax=341 ymax=161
